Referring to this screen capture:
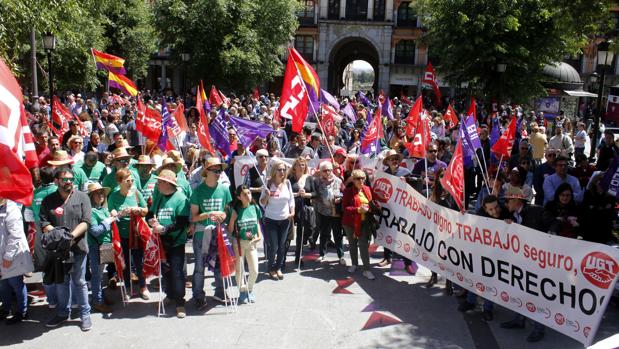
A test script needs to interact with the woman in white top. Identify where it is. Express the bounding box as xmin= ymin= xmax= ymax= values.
xmin=260 ymin=161 xmax=295 ymax=280
xmin=67 ymin=135 xmax=85 ymax=164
